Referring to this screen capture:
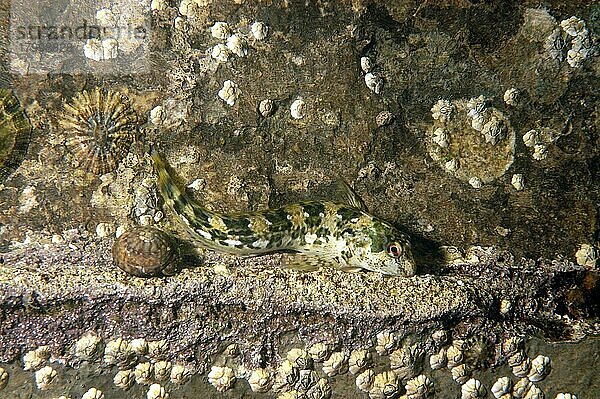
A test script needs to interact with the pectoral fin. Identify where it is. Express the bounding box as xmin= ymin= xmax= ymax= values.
xmin=282 ymin=253 xmax=342 ymax=272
